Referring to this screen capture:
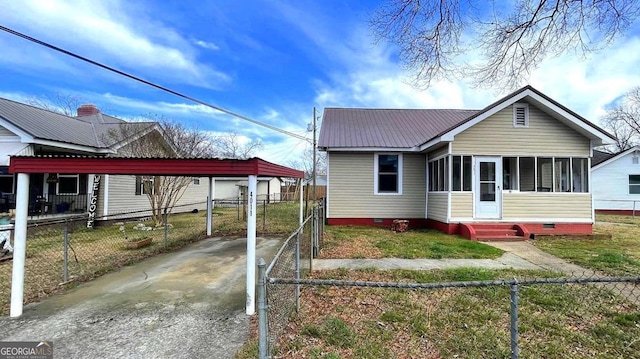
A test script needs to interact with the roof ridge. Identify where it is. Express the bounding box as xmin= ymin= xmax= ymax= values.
xmin=324 ymin=107 xmax=480 ymax=111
